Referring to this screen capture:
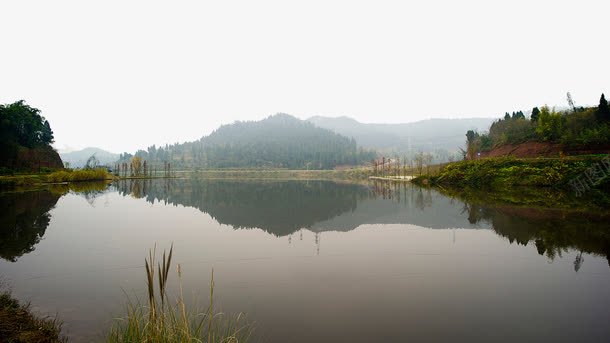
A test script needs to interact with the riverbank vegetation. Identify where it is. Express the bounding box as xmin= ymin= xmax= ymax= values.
xmin=0 ymin=169 xmax=113 ymax=189
xmin=0 ymin=289 xmax=65 ymax=343
xmin=412 ymin=156 xmax=610 ymax=205
xmin=108 ymin=245 xmax=252 ymax=342
xmin=413 ymin=156 xmax=609 ymax=188
xmin=465 ymin=93 xmax=610 ymax=158
xmin=47 ymin=168 xmax=112 ymax=183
